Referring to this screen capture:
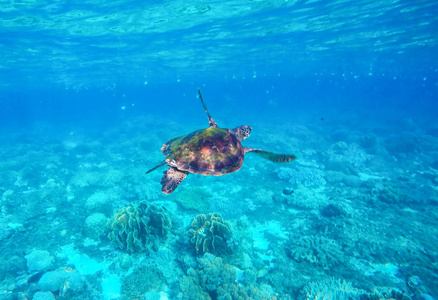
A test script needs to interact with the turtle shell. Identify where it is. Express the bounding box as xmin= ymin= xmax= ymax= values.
xmin=161 ymin=127 xmax=244 ymax=176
